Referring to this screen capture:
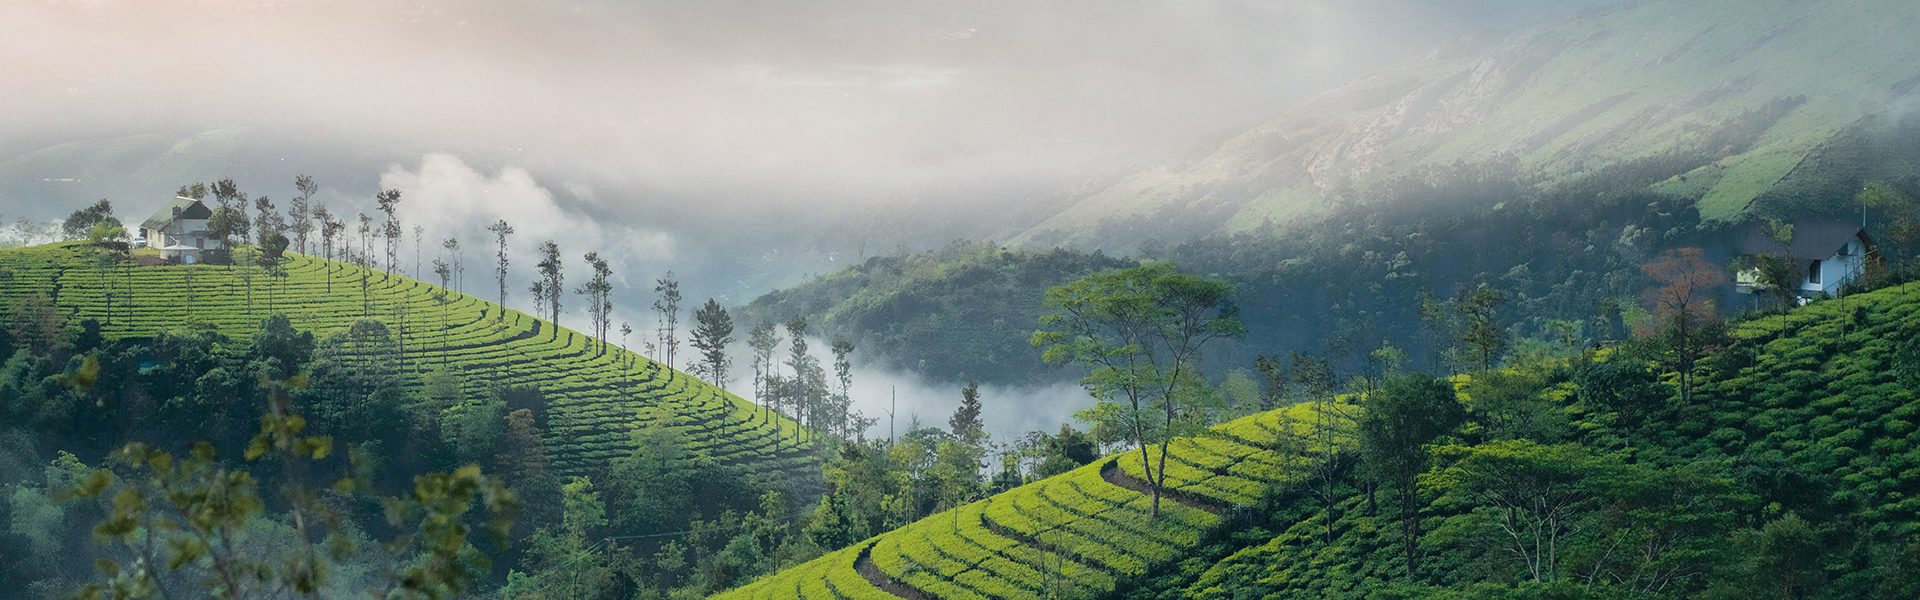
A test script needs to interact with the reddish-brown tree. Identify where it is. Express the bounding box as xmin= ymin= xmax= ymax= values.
xmin=1638 ymin=247 xmax=1721 ymax=402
